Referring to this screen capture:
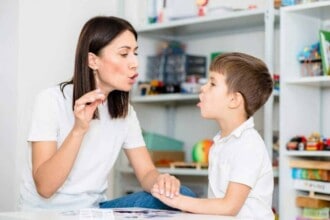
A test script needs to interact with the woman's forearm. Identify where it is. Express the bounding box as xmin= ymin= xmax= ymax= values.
xmin=140 ymin=169 xmax=160 ymax=192
xmin=33 ymin=128 xmax=86 ymax=198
